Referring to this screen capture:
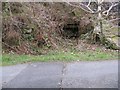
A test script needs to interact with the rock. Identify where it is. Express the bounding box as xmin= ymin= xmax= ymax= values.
xmin=102 ymin=20 xmax=119 ymax=50
xmin=106 ymin=37 xmax=120 ymax=50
